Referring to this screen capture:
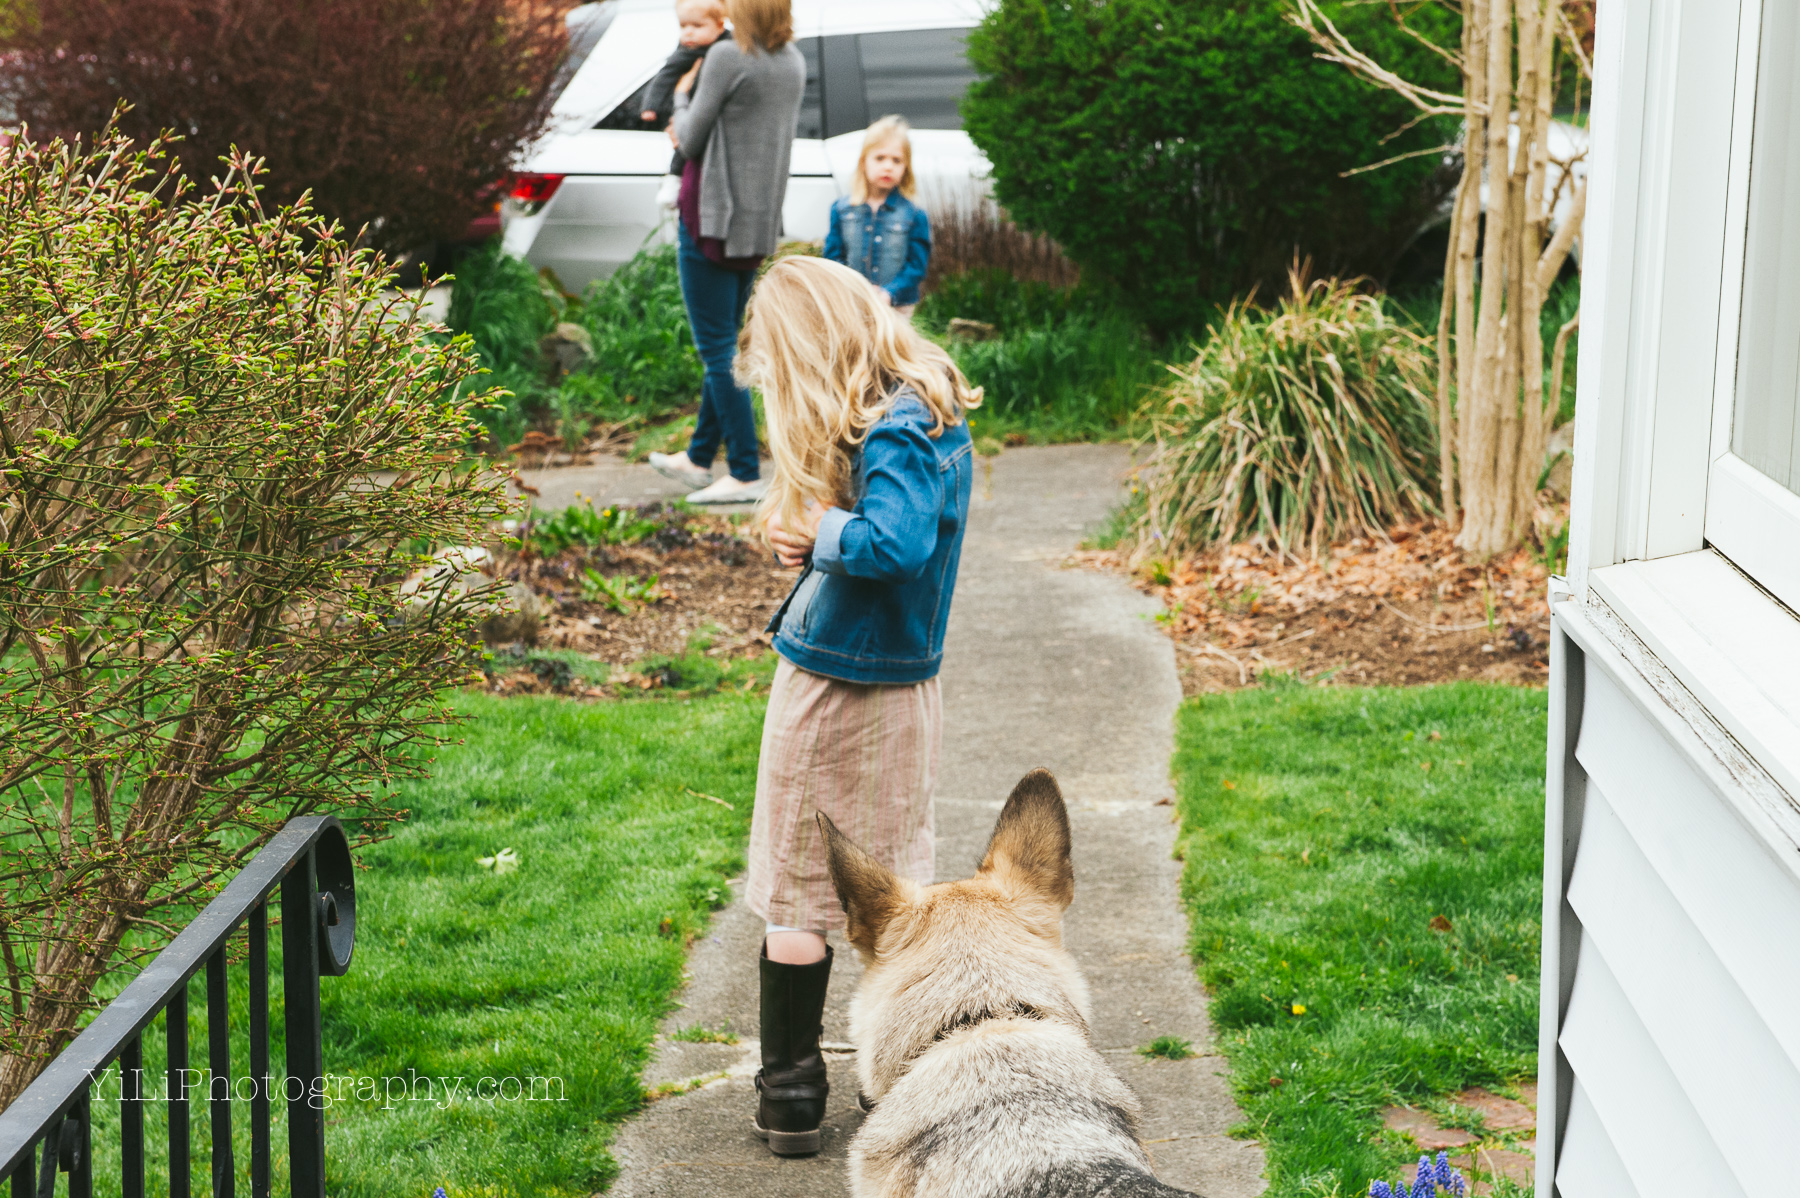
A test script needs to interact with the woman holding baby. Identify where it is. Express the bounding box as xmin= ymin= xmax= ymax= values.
xmin=647 ymin=0 xmax=803 ymax=506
